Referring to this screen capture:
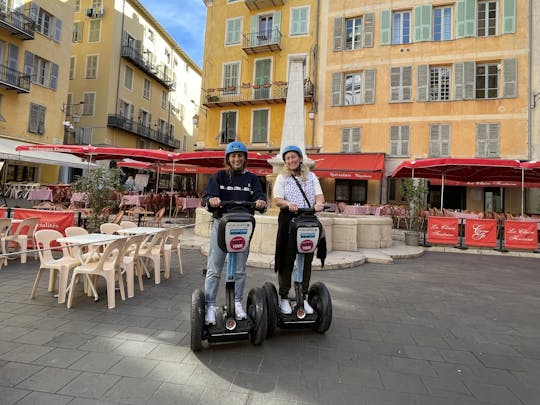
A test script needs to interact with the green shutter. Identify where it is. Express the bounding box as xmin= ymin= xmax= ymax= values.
xmin=54 ymin=18 xmax=62 ymax=42
xmin=441 ymin=125 xmax=450 ymax=156
xmin=464 ymin=0 xmax=476 ymax=37
xmin=50 ymin=63 xmax=58 ymax=90
xmin=363 ymin=13 xmax=374 ymax=48
xmin=333 ymin=17 xmax=343 ymax=51
xmin=456 ymin=0 xmax=465 ymax=38
xmin=503 ymin=0 xmax=516 ymax=34
xmin=421 ymin=5 xmax=432 ymax=41
xmin=363 ymin=70 xmax=375 ymax=104
xmin=503 ymin=58 xmax=517 ymax=98
xmin=331 ymin=72 xmax=342 ymax=106
xmin=250 ymin=15 xmax=257 ymax=46
xmin=463 ymin=61 xmax=475 ymax=99
xmin=414 ymin=6 xmax=422 ymax=42
xmin=380 ymin=9 xmax=391 ymax=45
xmin=416 ymin=65 xmax=429 ymax=101
xmin=273 ymin=10 xmax=281 ymax=35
